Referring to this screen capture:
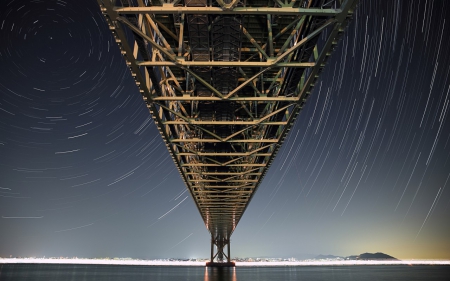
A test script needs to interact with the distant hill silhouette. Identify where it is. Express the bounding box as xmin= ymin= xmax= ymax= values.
xmin=314 ymin=252 xmax=398 ymax=260
xmin=355 ymin=252 xmax=398 ymax=260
